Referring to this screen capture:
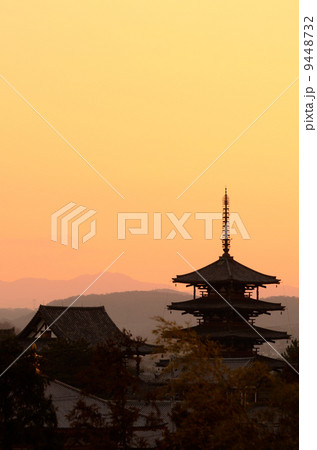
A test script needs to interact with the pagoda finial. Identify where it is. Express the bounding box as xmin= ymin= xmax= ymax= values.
xmin=222 ymin=187 xmax=230 ymax=254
